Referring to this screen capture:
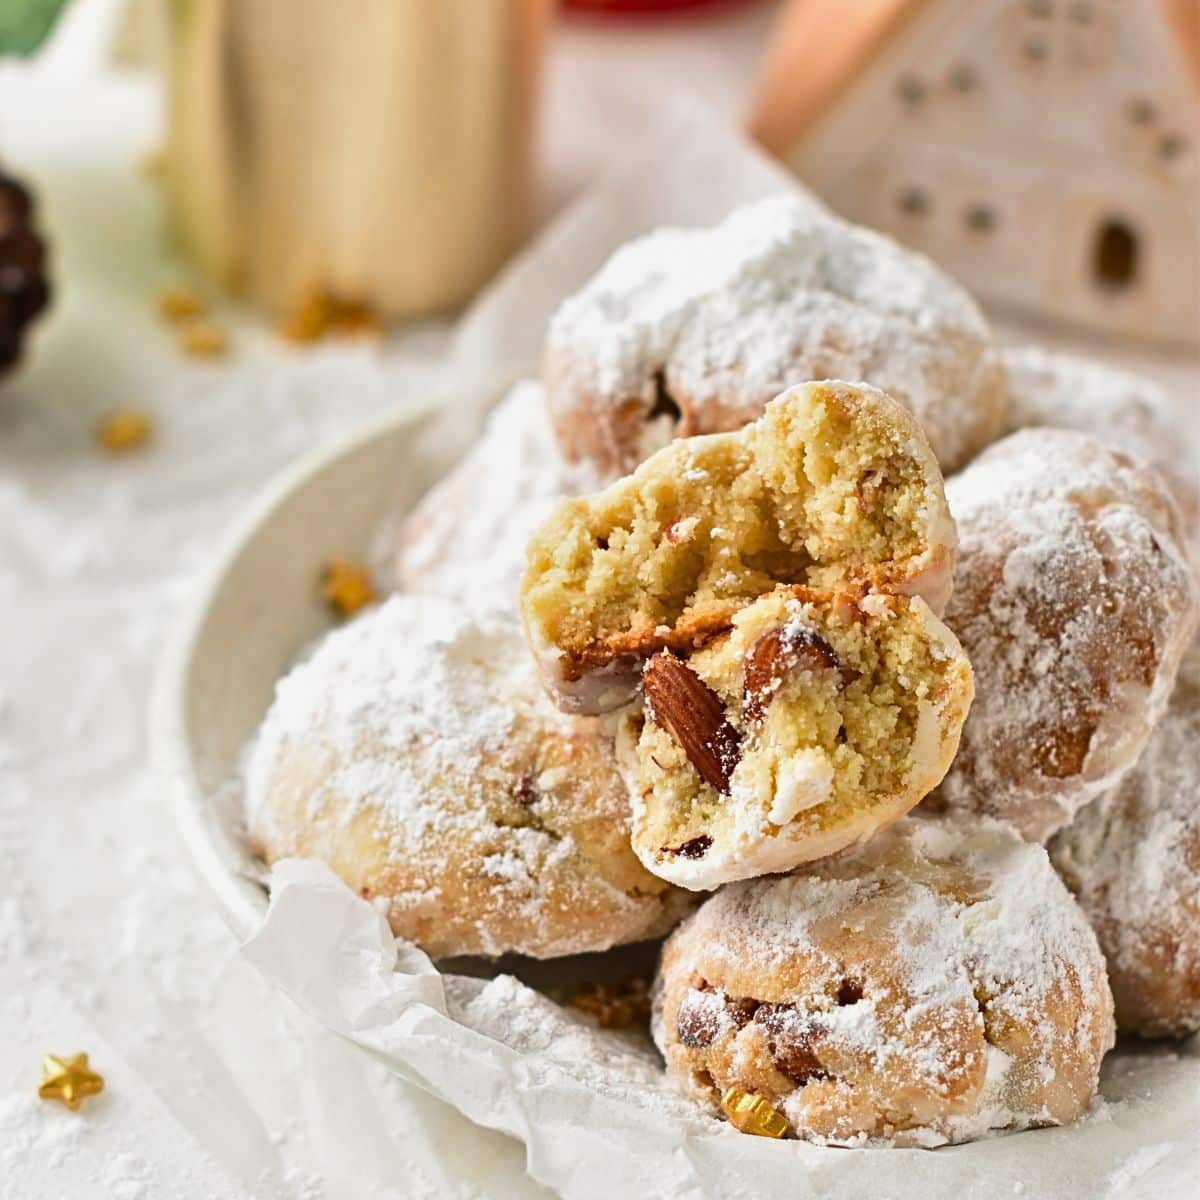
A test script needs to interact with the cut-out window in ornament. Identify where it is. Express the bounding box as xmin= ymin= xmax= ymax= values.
xmin=896 ymin=75 xmax=926 ymax=107
xmin=1158 ymin=133 xmax=1187 ymax=163
xmin=1127 ymin=98 xmax=1156 ymax=126
xmin=949 ymin=64 xmax=977 ymax=92
xmin=1023 ymin=37 xmax=1049 ymax=63
xmin=965 ymin=204 xmax=997 ymax=233
xmin=897 ymin=188 xmax=929 ymax=216
xmin=1092 ymin=219 xmax=1139 ymax=289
